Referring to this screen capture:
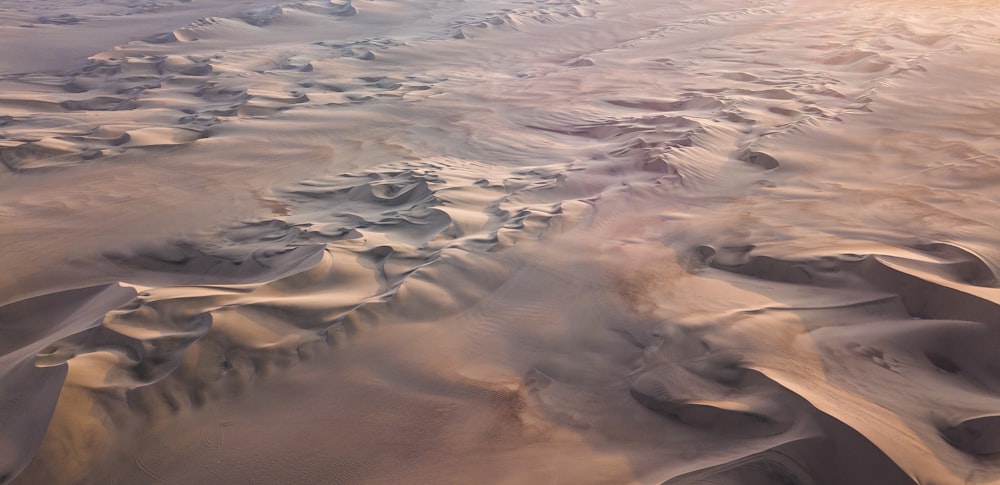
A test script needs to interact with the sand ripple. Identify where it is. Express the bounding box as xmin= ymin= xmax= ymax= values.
xmin=2 ymin=0 xmax=1000 ymax=483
